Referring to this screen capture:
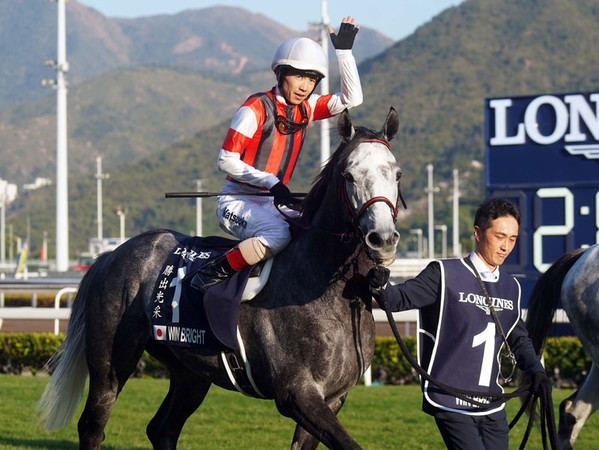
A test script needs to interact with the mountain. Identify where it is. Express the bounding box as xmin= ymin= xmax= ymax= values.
xmin=352 ymin=0 xmax=599 ymax=235
xmin=0 ymin=1 xmax=392 ymax=185
xmin=0 ymin=67 xmax=259 ymax=184
xmin=10 ymin=0 xmax=599 ymax=258
xmin=356 ymin=0 xmax=599 ymax=172
xmin=0 ymin=0 xmax=393 ymax=110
